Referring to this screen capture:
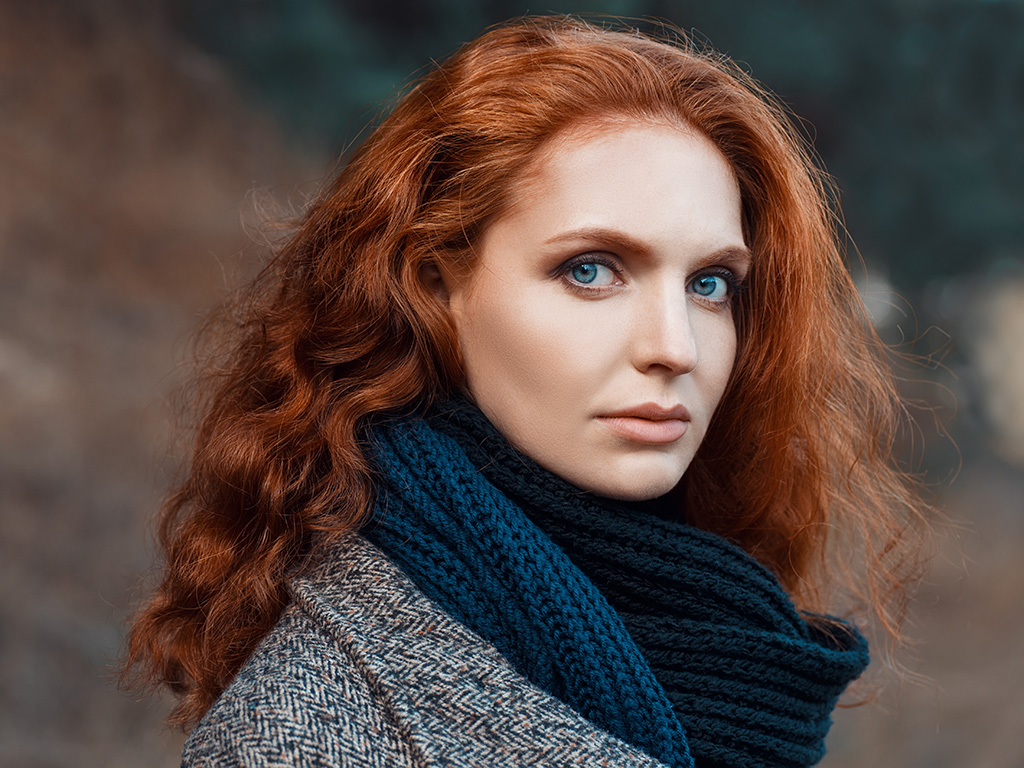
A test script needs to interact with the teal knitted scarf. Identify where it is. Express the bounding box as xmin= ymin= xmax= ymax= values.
xmin=364 ymin=401 xmax=869 ymax=768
